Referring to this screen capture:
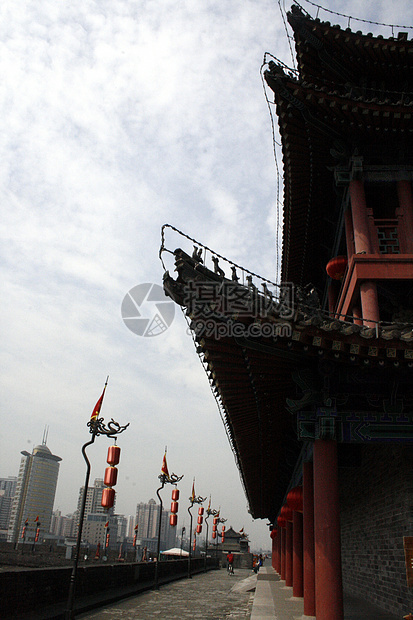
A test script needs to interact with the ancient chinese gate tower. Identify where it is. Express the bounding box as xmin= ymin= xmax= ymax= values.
xmin=162 ymin=5 xmax=413 ymax=617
